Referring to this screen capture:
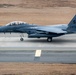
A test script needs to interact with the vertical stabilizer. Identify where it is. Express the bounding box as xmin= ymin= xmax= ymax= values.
xmin=67 ymin=15 xmax=76 ymax=33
